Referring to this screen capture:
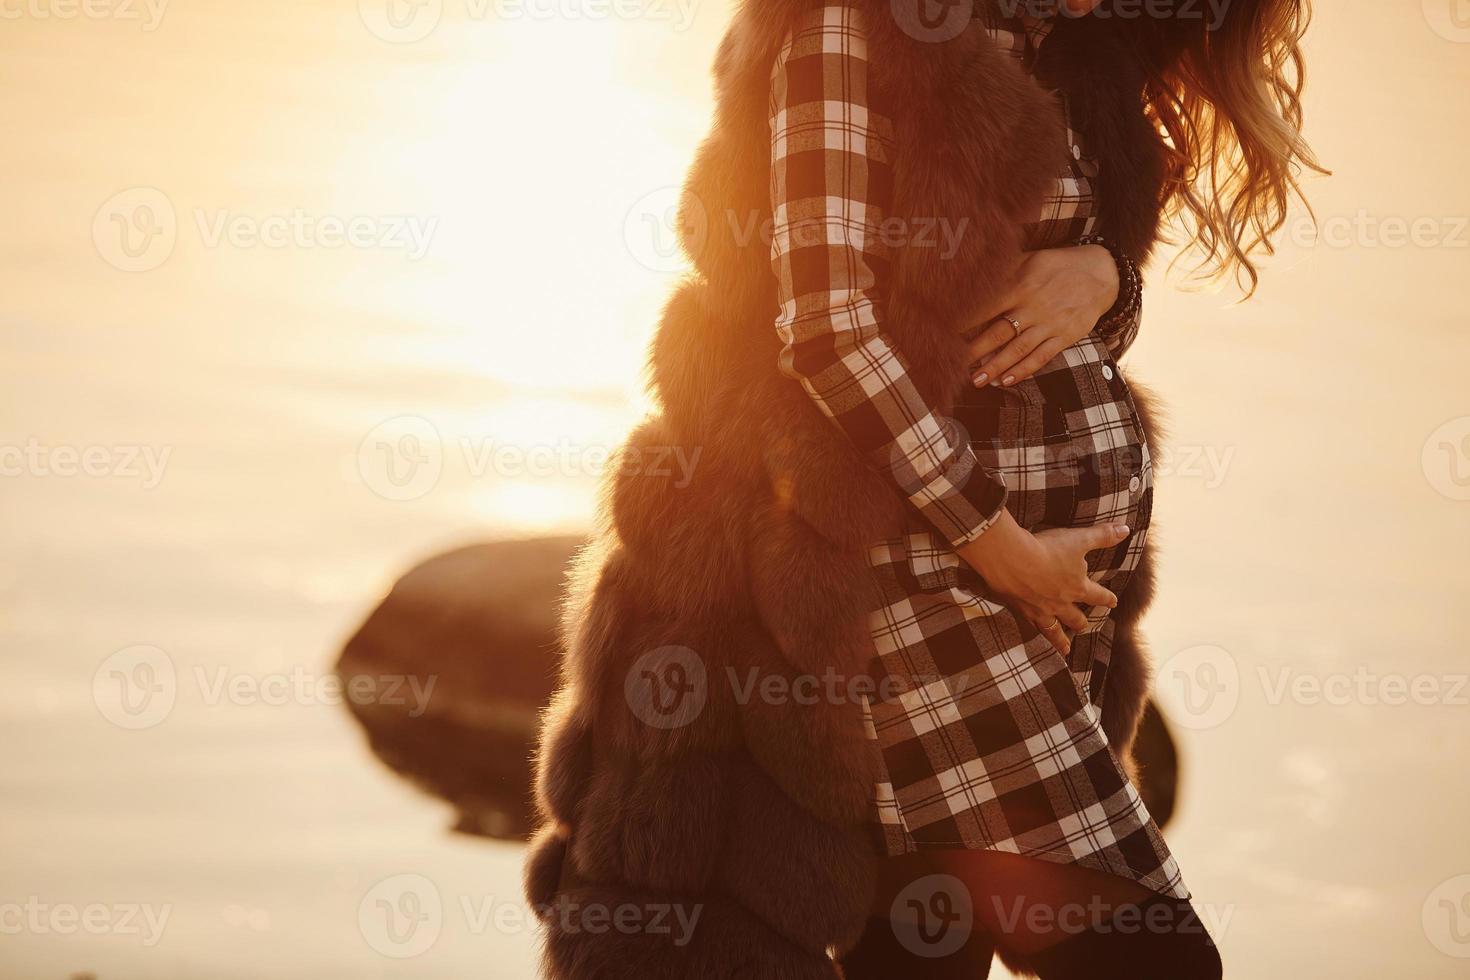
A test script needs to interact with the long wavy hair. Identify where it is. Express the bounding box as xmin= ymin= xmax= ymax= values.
xmin=1137 ymin=0 xmax=1327 ymax=294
